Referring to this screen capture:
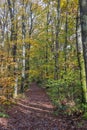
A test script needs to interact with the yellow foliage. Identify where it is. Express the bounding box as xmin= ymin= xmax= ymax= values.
xmin=0 ymin=96 xmax=7 ymax=104
xmin=29 ymin=70 xmax=39 ymax=77
xmin=61 ymin=0 xmax=67 ymax=9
